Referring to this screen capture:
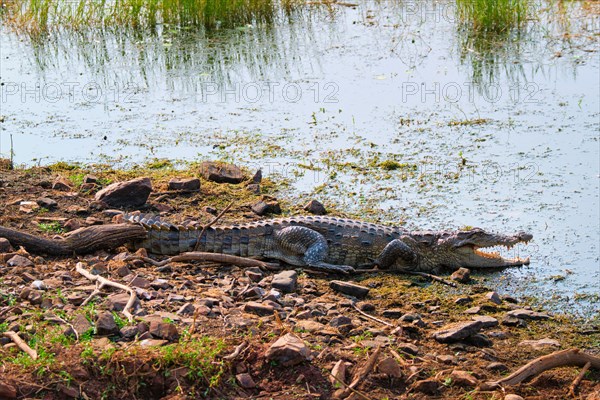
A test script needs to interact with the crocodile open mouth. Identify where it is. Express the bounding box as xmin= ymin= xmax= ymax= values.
xmin=473 ymin=245 xmax=530 ymax=265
